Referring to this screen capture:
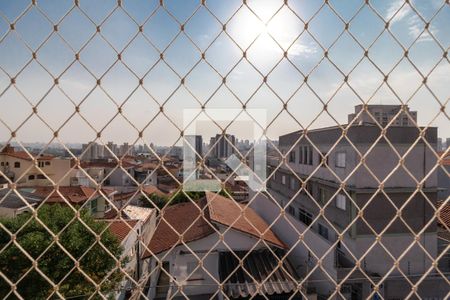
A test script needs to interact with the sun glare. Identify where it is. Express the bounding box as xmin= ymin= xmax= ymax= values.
xmin=230 ymin=2 xmax=302 ymax=63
